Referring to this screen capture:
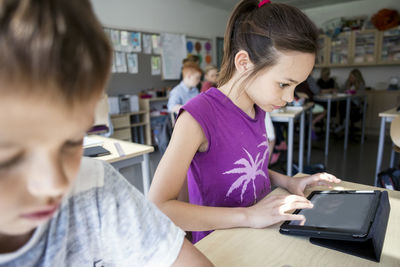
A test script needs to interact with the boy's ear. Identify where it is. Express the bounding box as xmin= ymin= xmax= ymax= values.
xmin=234 ymin=50 xmax=253 ymax=74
